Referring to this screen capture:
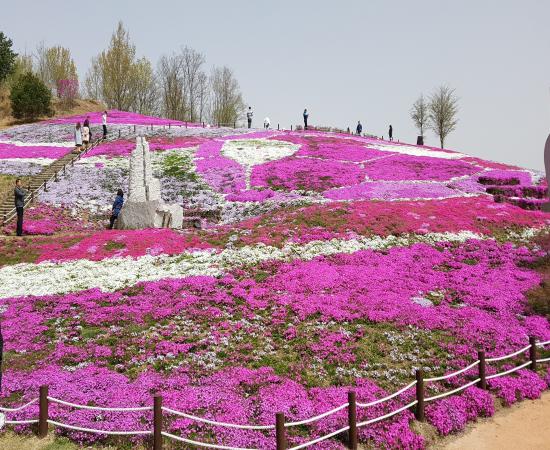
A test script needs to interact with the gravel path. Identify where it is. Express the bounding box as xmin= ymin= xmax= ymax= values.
xmin=439 ymin=391 xmax=550 ymax=450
